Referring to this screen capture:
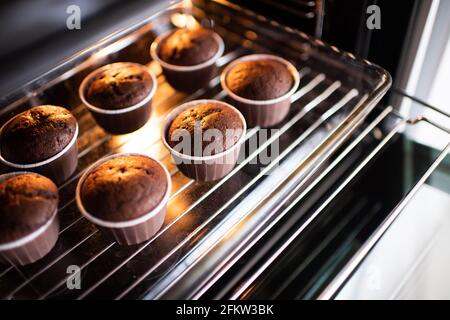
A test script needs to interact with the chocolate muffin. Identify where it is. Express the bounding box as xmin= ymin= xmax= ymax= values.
xmin=167 ymin=102 xmax=244 ymax=156
xmin=85 ymin=63 xmax=153 ymax=109
xmin=225 ymin=59 xmax=294 ymax=100
xmin=0 ymin=105 xmax=77 ymax=164
xmin=0 ymin=173 xmax=58 ymax=244
xmin=80 ymin=155 xmax=168 ymax=222
xmin=158 ymin=27 xmax=219 ymax=66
